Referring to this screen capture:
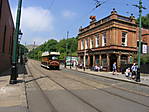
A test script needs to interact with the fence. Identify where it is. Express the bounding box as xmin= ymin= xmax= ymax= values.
xmin=140 ymin=64 xmax=149 ymax=74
